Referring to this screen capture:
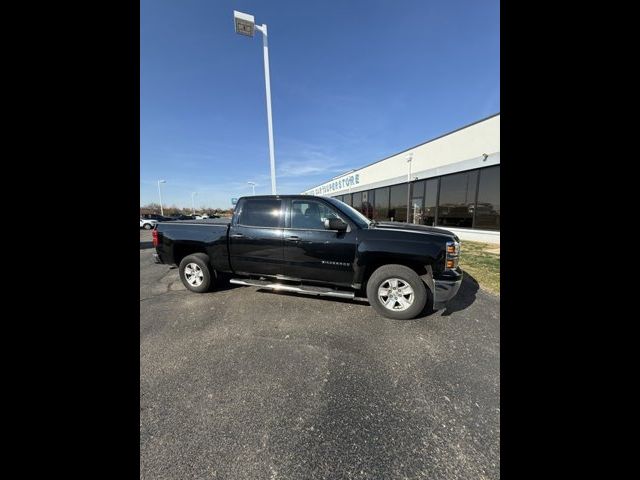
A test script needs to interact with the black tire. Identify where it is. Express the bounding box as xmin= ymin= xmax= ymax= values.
xmin=366 ymin=264 xmax=427 ymax=320
xmin=178 ymin=253 xmax=214 ymax=293
xmin=143 ymin=223 xmax=152 ymax=230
